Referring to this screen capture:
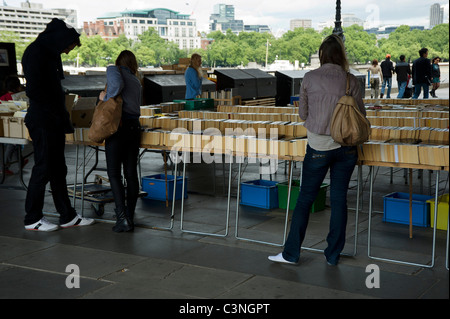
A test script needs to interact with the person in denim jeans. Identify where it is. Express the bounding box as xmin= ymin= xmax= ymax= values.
xmin=380 ymin=54 xmax=394 ymax=98
xmin=269 ymin=34 xmax=366 ymax=266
